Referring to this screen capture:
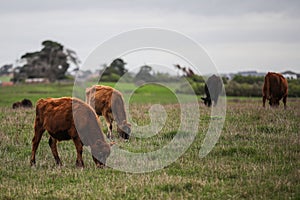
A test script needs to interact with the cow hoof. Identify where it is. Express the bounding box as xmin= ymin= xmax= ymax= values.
xmin=30 ymin=160 xmax=36 ymax=167
xmin=75 ymin=161 xmax=84 ymax=168
xmin=56 ymin=164 xmax=63 ymax=168
xmin=96 ymin=163 xmax=105 ymax=169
